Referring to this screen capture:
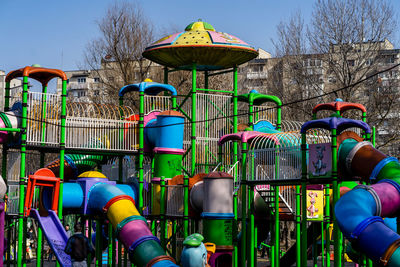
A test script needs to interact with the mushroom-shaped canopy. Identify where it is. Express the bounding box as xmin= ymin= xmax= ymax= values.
xmin=313 ymin=101 xmax=367 ymax=115
xmin=119 ymin=81 xmax=177 ymax=97
xmin=143 ymin=21 xmax=258 ymax=70
xmin=6 ymin=66 xmax=67 ymax=86
xmin=300 ymin=117 xmax=371 ymax=134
